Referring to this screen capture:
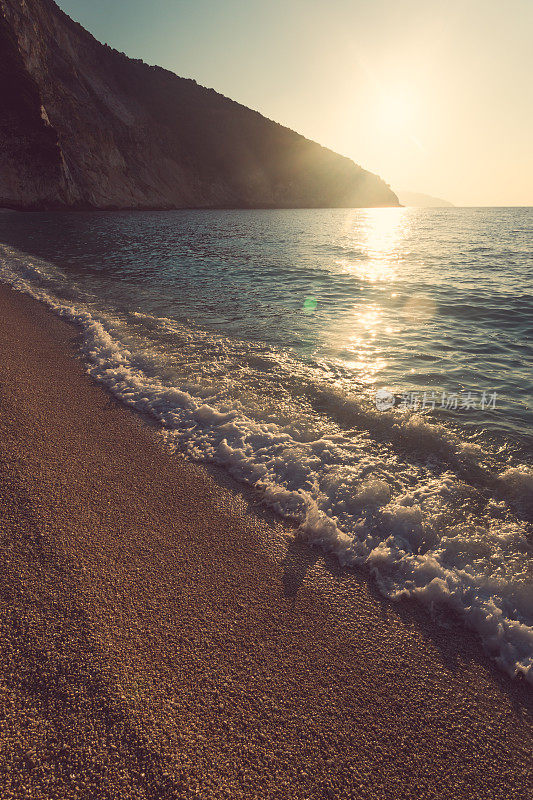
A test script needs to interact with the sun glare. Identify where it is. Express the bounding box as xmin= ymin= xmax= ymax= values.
xmin=377 ymin=88 xmax=415 ymax=135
